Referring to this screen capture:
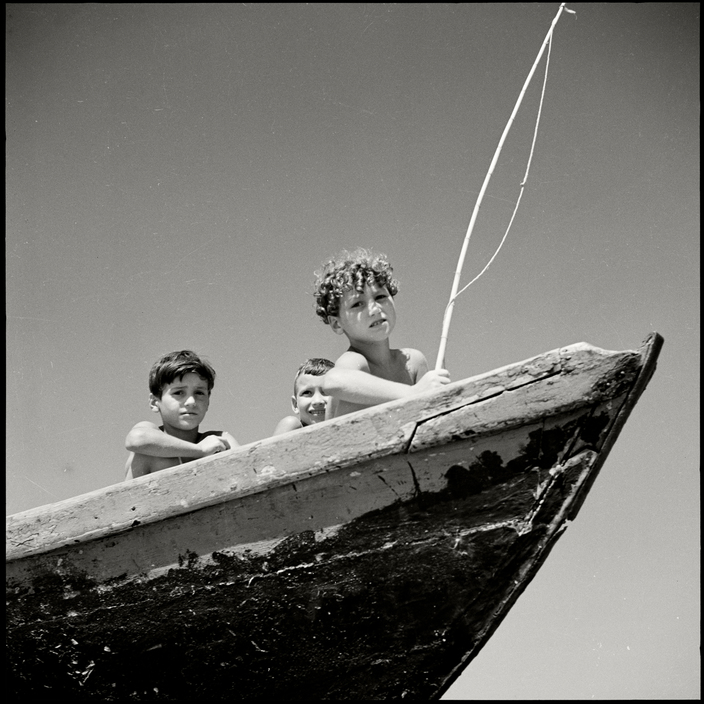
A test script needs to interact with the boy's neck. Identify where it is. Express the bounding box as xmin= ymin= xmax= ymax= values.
xmin=347 ymin=338 xmax=394 ymax=367
xmin=161 ymin=424 xmax=200 ymax=443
